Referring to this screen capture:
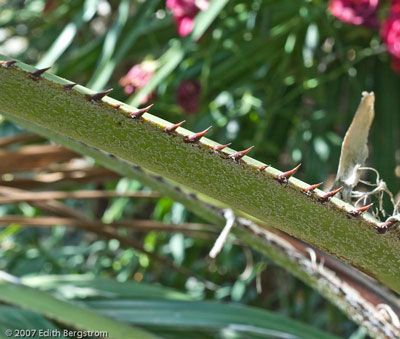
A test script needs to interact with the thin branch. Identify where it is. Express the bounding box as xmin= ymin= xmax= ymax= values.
xmin=0 ymin=188 xmax=161 ymax=203
xmin=0 ymin=134 xmax=42 ymax=148
xmin=0 ymin=145 xmax=77 ymax=174
xmin=0 ymin=168 xmax=120 ymax=189
xmin=0 ymin=215 xmax=216 ymax=237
